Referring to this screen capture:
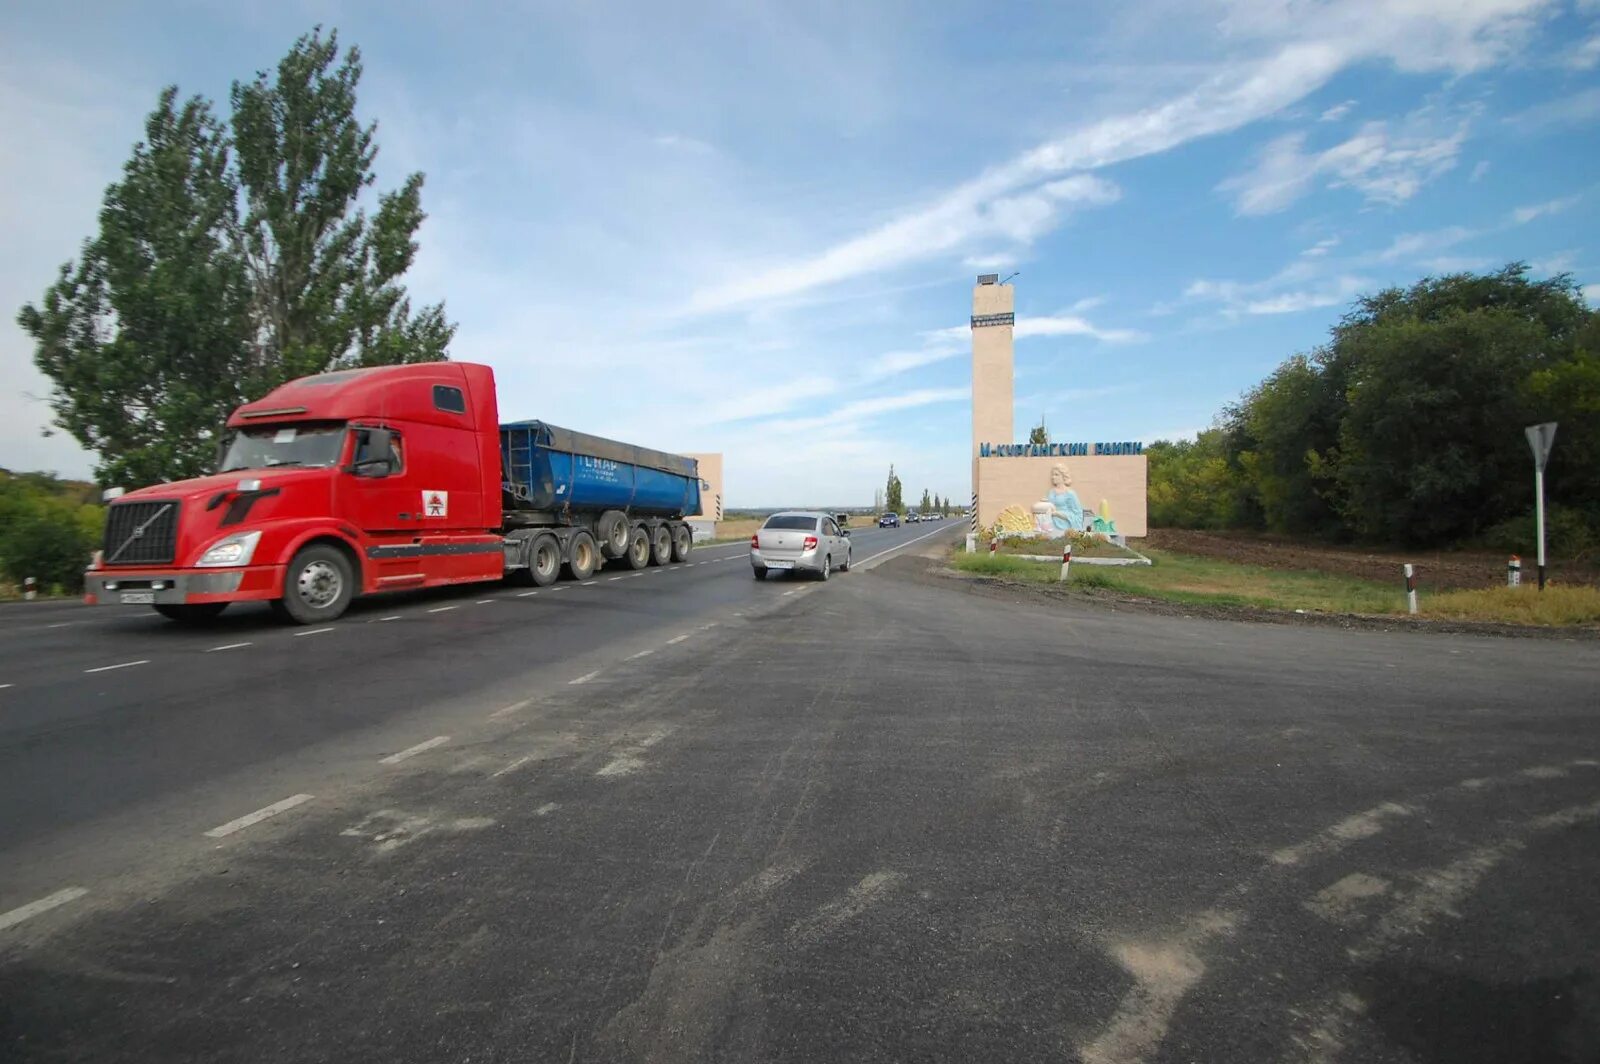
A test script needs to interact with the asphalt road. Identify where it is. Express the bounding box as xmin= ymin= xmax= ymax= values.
xmin=3 ymin=527 xmax=1598 ymax=1063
